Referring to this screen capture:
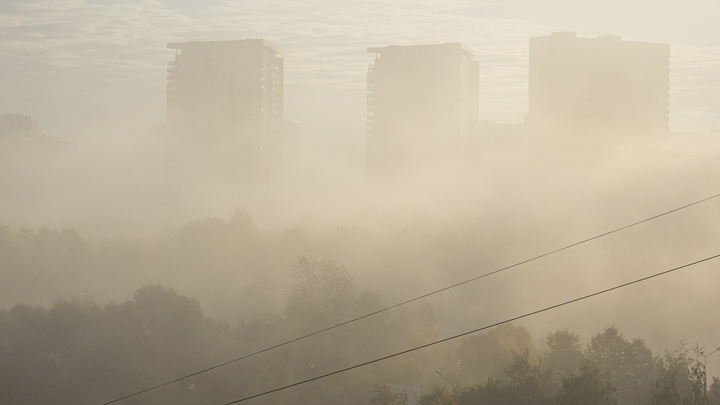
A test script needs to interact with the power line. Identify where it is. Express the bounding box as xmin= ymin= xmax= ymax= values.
xmin=100 ymin=192 xmax=720 ymax=405
xmin=222 ymin=252 xmax=720 ymax=405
